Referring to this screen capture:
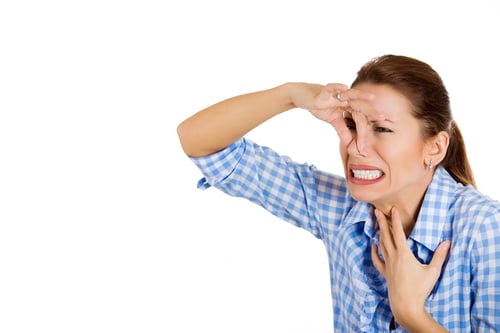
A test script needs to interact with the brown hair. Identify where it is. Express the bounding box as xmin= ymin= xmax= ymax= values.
xmin=351 ymin=54 xmax=476 ymax=187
